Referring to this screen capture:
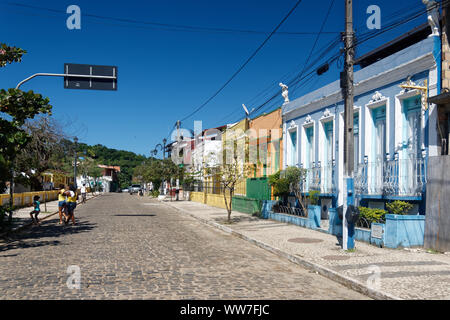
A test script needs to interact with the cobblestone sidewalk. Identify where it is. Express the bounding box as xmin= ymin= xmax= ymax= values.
xmin=162 ymin=200 xmax=450 ymax=300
